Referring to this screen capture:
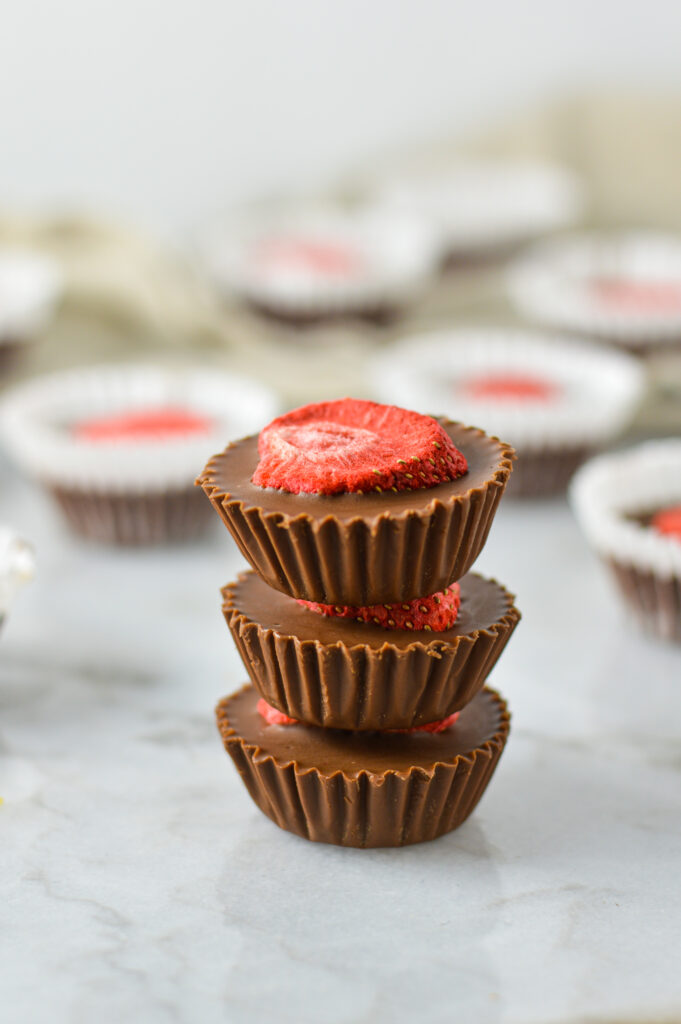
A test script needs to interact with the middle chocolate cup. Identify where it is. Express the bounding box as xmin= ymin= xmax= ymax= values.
xmin=223 ymin=570 xmax=520 ymax=731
